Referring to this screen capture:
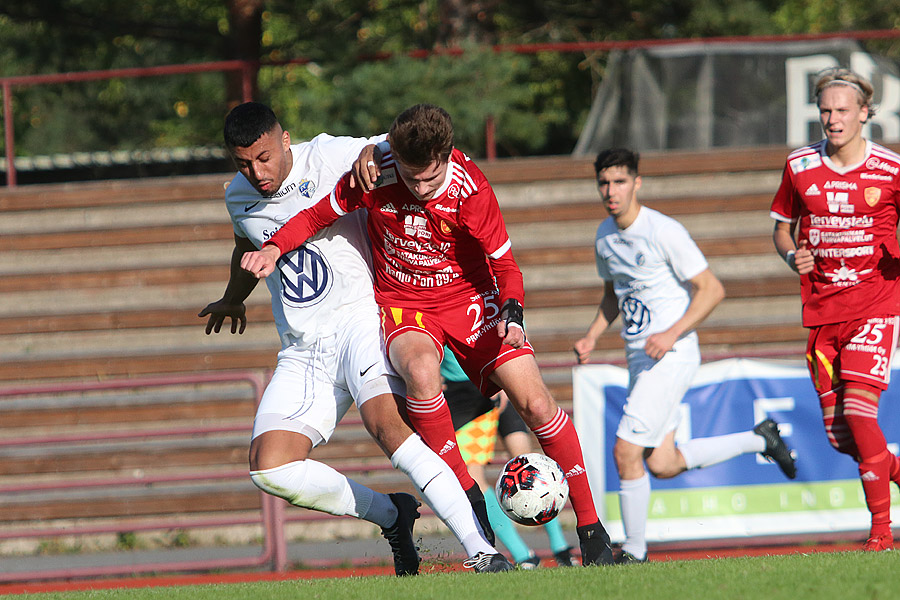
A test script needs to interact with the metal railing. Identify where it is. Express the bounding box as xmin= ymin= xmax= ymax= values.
xmin=4 ymin=29 xmax=900 ymax=187
xmin=0 ymin=60 xmax=260 ymax=187
xmin=0 ymin=371 xmax=292 ymax=581
xmin=0 ymin=366 xmax=584 ymax=581
xmin=0 ymin=356 xmax=812 ymax=582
